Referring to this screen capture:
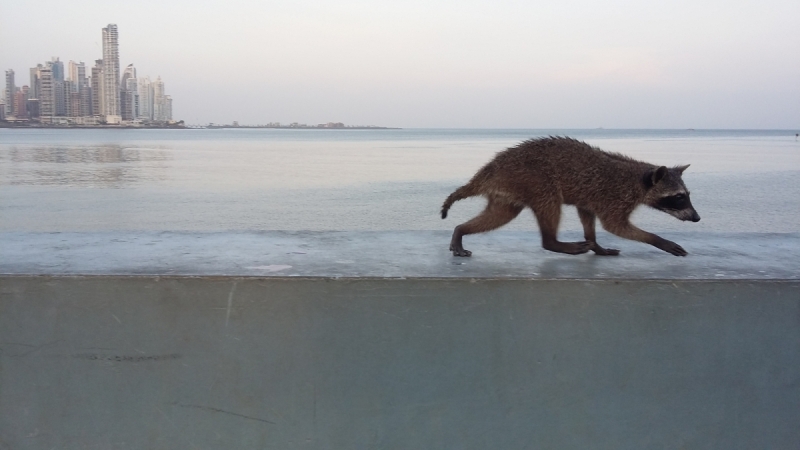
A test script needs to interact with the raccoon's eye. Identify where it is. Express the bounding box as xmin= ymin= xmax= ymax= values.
xmin=675 ymin=194 xmax=686 ymax=200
